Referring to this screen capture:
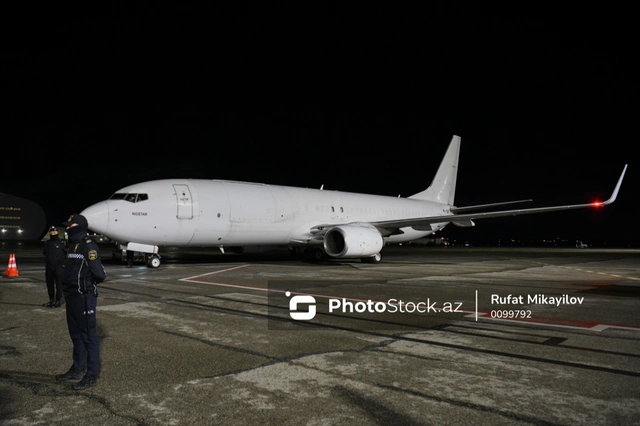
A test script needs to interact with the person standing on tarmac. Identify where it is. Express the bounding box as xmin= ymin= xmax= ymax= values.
xmin=126 ymin=247 xmax=134 ymax=268
xmin=55 ymin=214 xmax=106 ymax=390
xmin=42 ymin=226 xmax=67 ymax=308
